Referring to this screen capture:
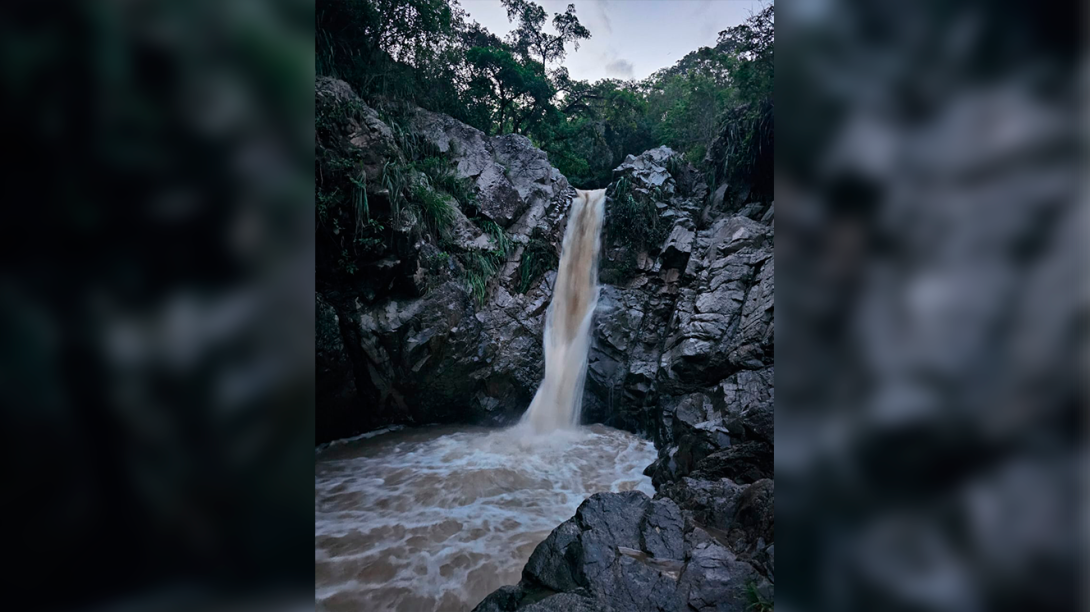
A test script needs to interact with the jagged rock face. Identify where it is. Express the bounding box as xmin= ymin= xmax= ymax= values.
xmin=471 ymin=491 xmax=772 ymax=612
xmin=581 ymin=146 xmax=774 ymax=498
xmin=316 ymin=77 xmax=400 ymax=182
xmin=316 ymin=78 xmax=575 ymax=442
xmin=317 ymin=77 xmax=773 ymax=450
xmin=470 ymin=127 xmax=775 ymax=612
